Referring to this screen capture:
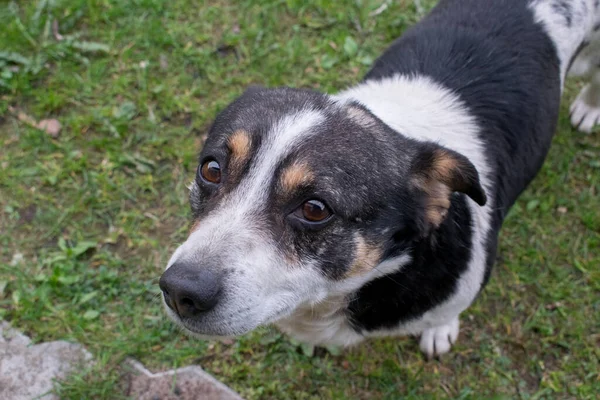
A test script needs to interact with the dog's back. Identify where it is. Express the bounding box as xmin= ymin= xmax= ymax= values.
xmin=366 ymin=0 xmax=597 ymax=220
